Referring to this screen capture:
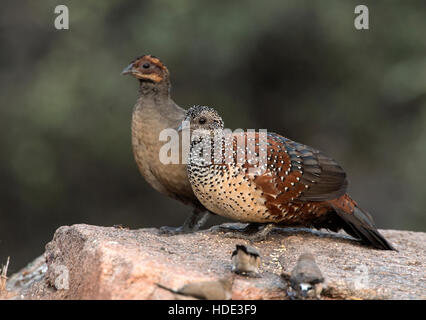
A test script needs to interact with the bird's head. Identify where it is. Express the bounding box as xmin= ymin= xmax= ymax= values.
xmin=180 ymin=105 xmax=224 ymax=132
xmin=122 ymin=55 xmax=169 ymax=83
